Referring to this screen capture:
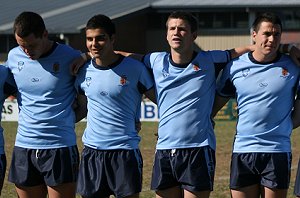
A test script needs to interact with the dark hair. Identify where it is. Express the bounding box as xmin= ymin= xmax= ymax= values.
xmin=166 ymin=11 xmax=199 ymax=33
xmin=85 ymin=14 xmax=116 ymax=38
xmin=252 ymin=12 xmax=282 ymax=32
xmin=13 ymin=11 xmax=46 ymax=38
